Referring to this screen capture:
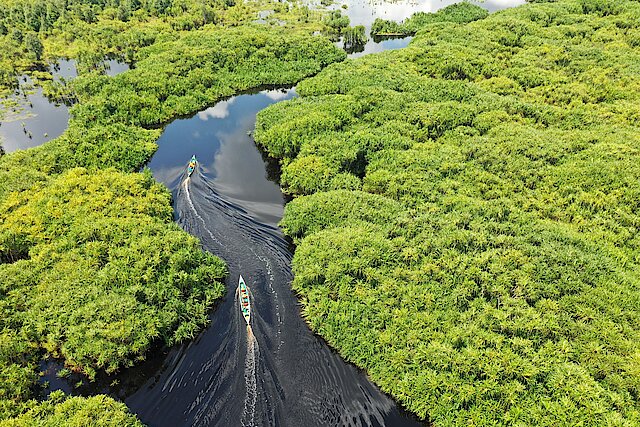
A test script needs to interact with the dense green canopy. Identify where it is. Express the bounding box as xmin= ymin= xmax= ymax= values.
xmin=0 ymin=0 xmax=326 ymax=96
xmin=0 ymin=391 xmax=143 ymax=426
xmin=1 ymin=168 xmax=227 ymax=377
xmin=255 ymin=0 xmax=640 ymax=425
xmin=0 ymin=168 xmax=228 ymax=417
xmin=0 ymin=24 xmax=345 ymax=200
